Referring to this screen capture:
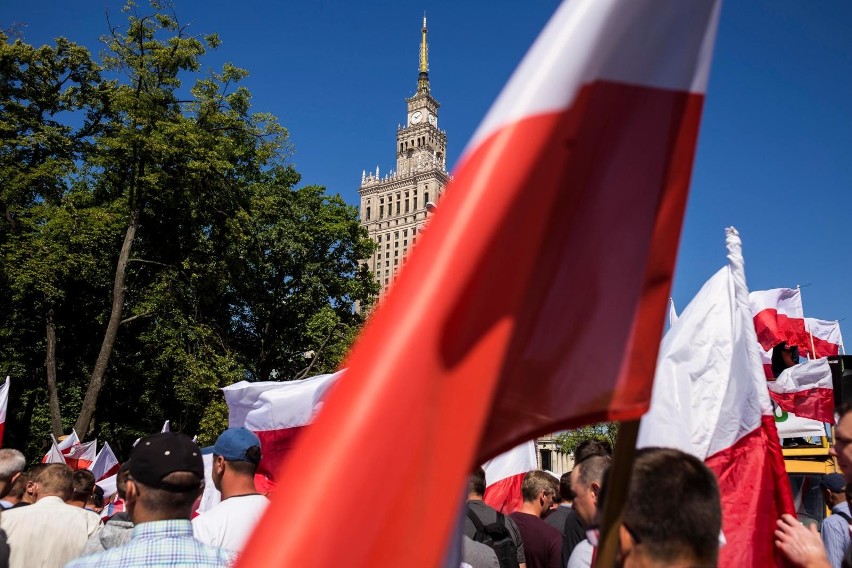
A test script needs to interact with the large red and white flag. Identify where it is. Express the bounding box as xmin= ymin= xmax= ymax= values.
xmin=638 ymin=228 xmax=795 ymax=567
xmin=63 ymin=440 xmax=97 ymax=470
xmin=767 ymin=358 xmax=834 ymax=424
xmin=44 ymin=442 xmax=65 ymax=464
xmin=239 ymin=1 xmax=721 ymax=565
xmin=88 ymin=441 xmax=120 ymax=481
xmin=42 ymin=429 xmax=80 ymax=463
xmin=750 ymin=287 xmax=805 ymax=353
xmin=482 ymin=441 xmax=537 ymax=514
xmin=222 ymin=371 xmax=340 ymax=484
xmin=0 ymin=377 xmax=9 ymax=447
